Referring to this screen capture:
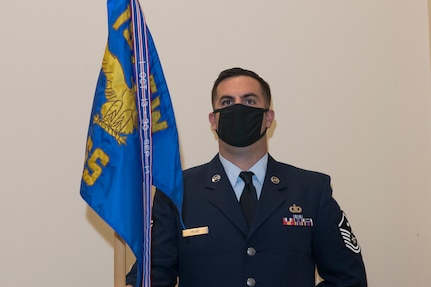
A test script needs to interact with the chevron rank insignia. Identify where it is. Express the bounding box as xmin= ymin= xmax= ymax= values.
xmin=338 ymin=211 xmax=361 ymax=253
